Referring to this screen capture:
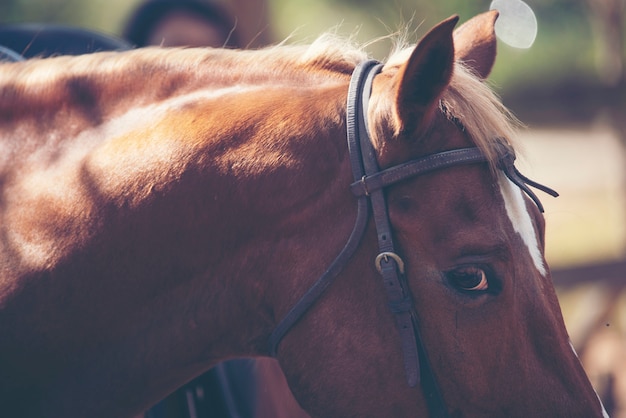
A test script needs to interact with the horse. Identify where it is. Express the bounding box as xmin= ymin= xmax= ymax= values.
xmin=0 ymin=10 xmax=609 ymax=417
